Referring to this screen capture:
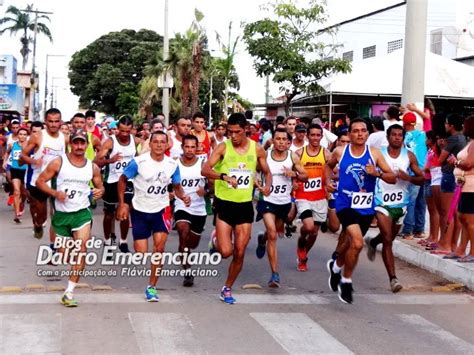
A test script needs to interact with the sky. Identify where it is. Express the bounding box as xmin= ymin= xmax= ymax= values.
xmin=1 ymin=0 xmax=406 ymax=118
